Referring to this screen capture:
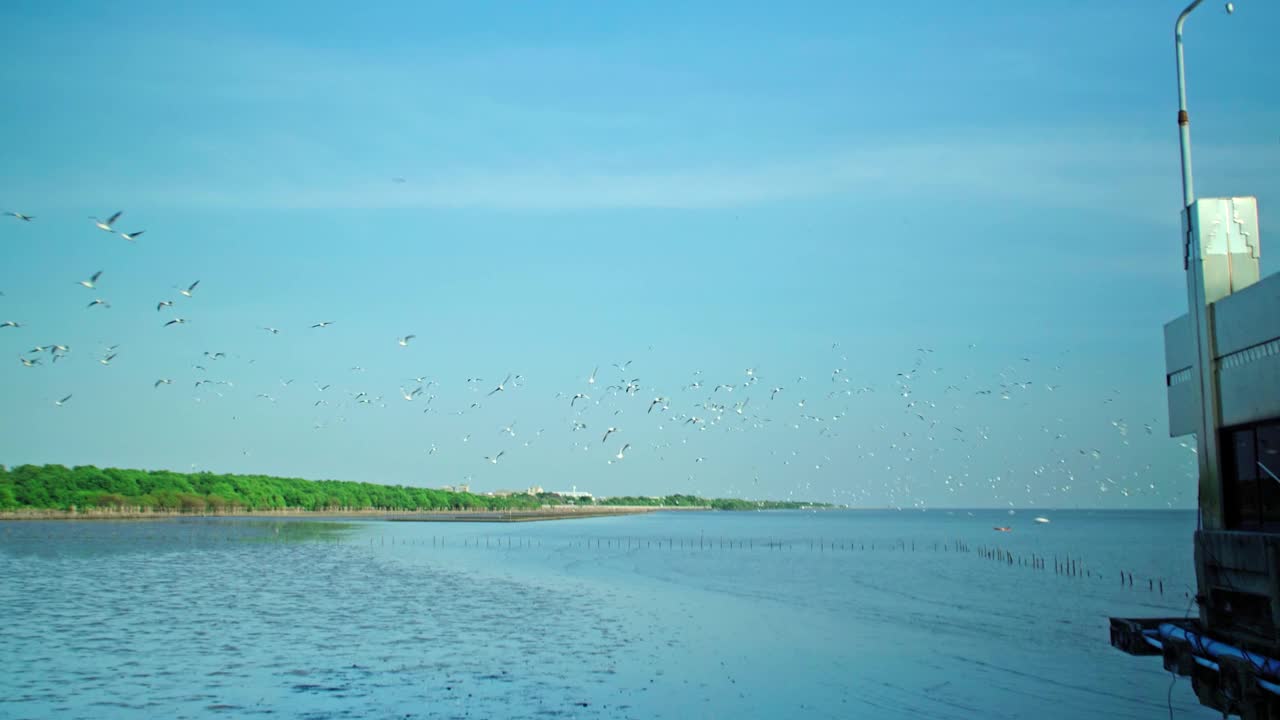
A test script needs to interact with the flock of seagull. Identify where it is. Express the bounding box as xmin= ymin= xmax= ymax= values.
xmin=2 ymin=208 xmax=1189 ymax=506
